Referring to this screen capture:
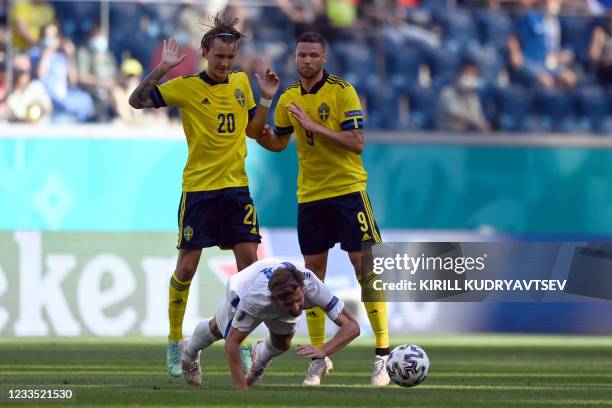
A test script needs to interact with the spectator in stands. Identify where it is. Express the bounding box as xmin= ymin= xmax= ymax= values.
xmin=148 ymin=22 xmax=200 ymax=80
xmin=77 ymin=26 xmax=118 ymax=121
xmin=0 ymin=23 xmax=7 ymax=65
xmin=508 ymin=0 xmax=577 ymax=89
xmin=7 ymin=53 xmax=52 ymax=123
xmin=589 ymin=10 xmax=612 ymax=87
xmin=277 ymin=0 xmax=339 ymax=40
xmin=113 ymin=58 xmax=146 ymax=124
xmin=37 ymin=22 xmax=93 ymax=122
xmin=11 ymin=0 xmax=55 ymax=52
xmin=0 ymin=61 xmax=7 ymax=121
xmin=436 ymin=59 xmax=491 ymax=133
